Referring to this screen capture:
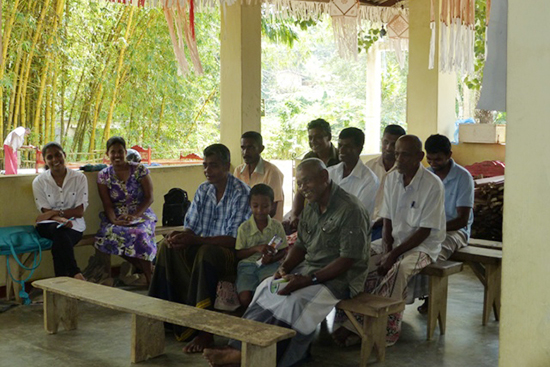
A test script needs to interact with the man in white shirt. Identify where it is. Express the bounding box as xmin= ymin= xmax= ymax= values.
xmin=333 ymin=135 xmax=445 ymax=347
xmin=327 ymin=127 xmax=379 ymax=216
xmin=3 ymin=126 xmax=32 ymax=175
xmin=365 ymin=124 xmax=406 ymax=239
